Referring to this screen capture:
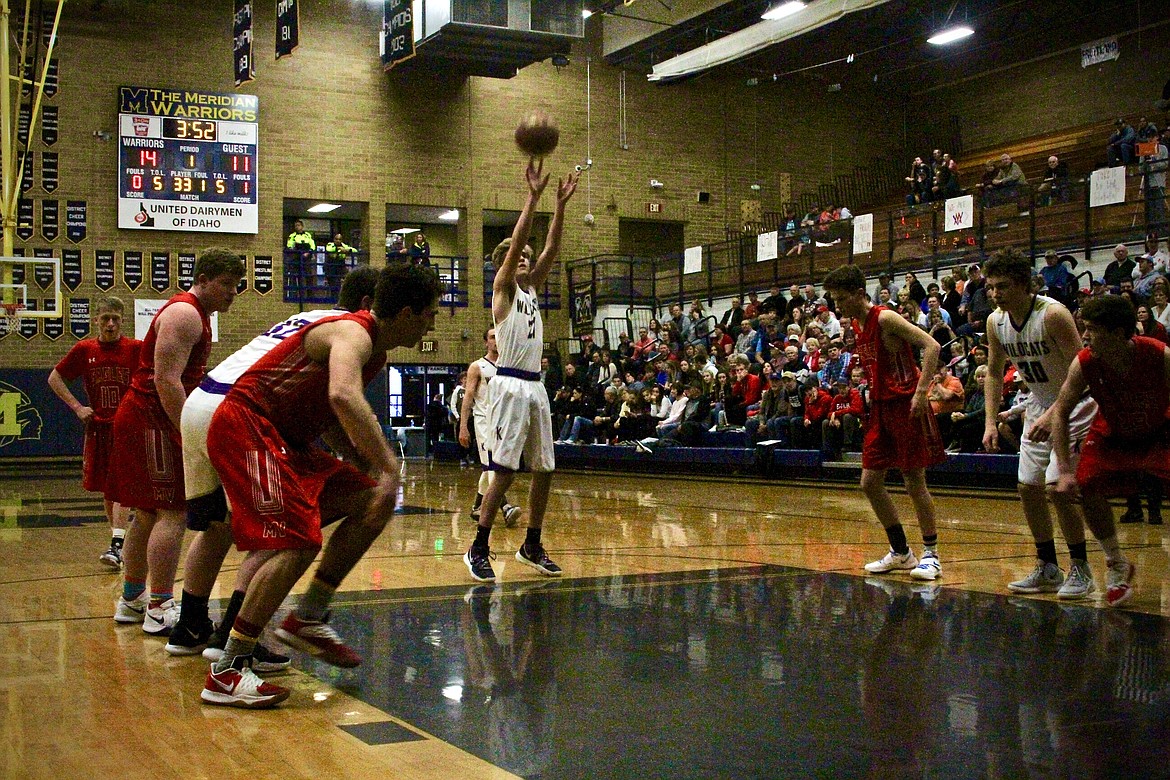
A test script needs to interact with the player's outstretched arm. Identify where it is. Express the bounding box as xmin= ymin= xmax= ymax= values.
xmin=493 ymin=160 xmax=550 ymax=325
xmin=530 ymin=169 xmax=580 ymax=291
xmin=47 ymin=368 xmax=93 ymax=423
